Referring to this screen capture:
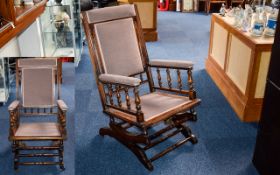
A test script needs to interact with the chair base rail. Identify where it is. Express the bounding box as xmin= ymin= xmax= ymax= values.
xmin=18 ymin=153 xmax=60 ymax=157
xmin=99 ymin=110 xmax=198 ymax=171
xmin=18 ymin=162 xmax=61 ymax=166
xmin=12 ymin=141 xmax=65 ymax=171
